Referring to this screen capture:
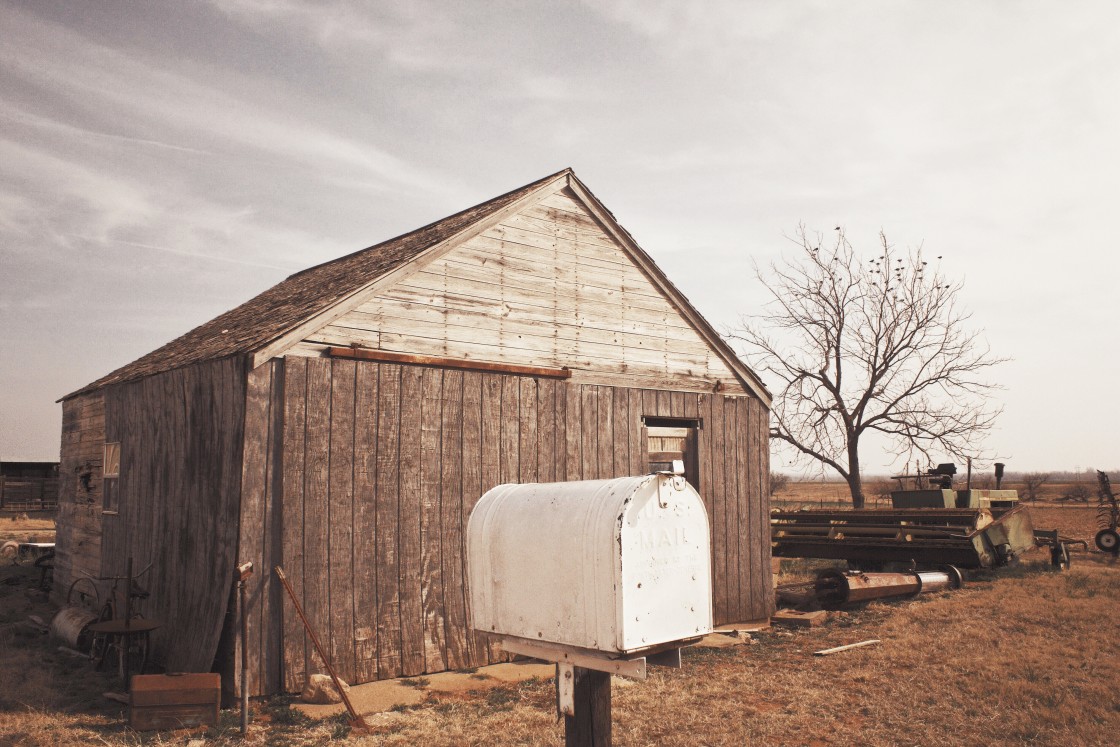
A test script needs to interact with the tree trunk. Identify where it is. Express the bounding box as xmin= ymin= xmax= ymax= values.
xmin=847 ymin=442 xmax=865 ymax=509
